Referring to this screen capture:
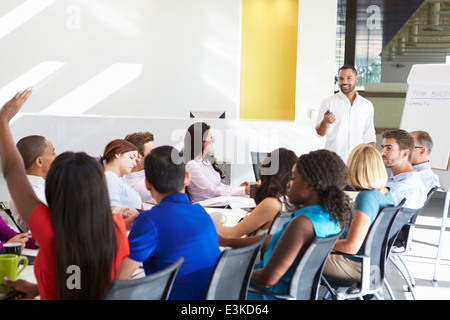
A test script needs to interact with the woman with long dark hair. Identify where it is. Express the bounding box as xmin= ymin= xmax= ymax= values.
xmin=0 ymin=89 xmax=129 ymax=299
xmin=215 ymin=148 xmax=297 ymax=238
xmin=182 ymin=122 xmax=250 ymax=202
